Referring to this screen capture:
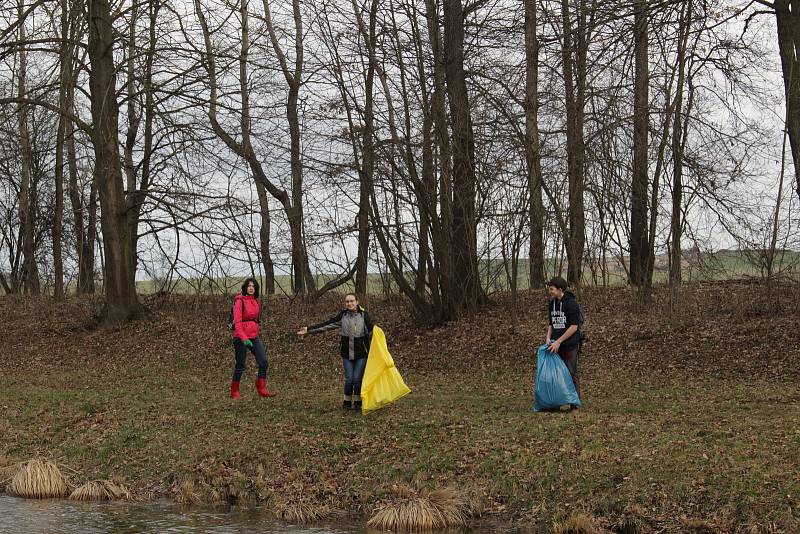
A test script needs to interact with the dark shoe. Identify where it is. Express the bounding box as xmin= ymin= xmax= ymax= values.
xmin=342 ymin=400 xmax=352 ymax=413
xmin=353 ymin=400 xmax=362 ymax=413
